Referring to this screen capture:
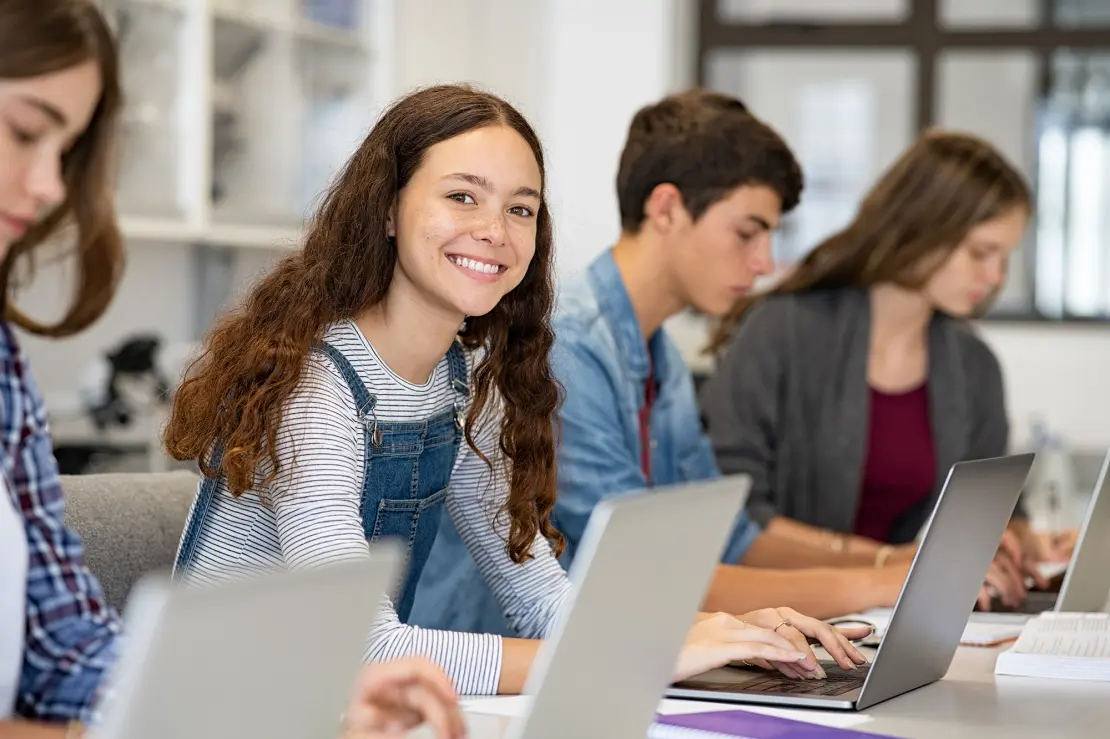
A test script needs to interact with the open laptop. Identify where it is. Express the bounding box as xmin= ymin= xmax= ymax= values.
xmin=91 ymin=547 xmax=402 ymax=739
xmin=497 ymin=475 xmax=751 ymax=739
xmin=990 ymin=447 xmax=1110 ymax=615
xmin=666 ymin=453 xmax=1035 ymax=711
